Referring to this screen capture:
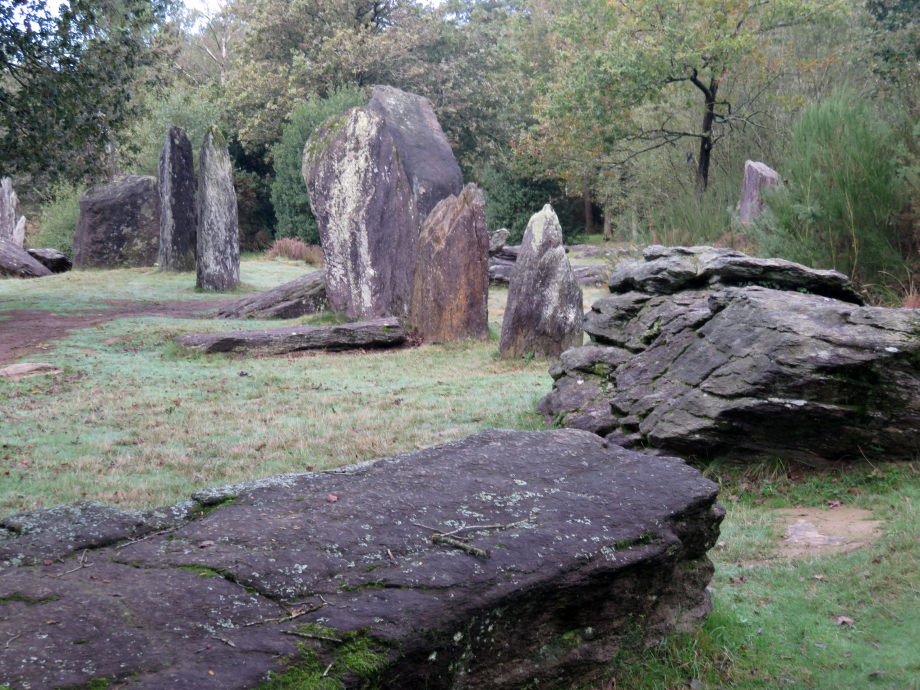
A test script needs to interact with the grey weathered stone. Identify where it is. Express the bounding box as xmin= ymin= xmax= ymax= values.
xmin=737 ymin=160 xmax=780 ymax=227
xmin=72 ymin=176 xmax=160 ymax=269
xmin=26 ymin=248 xmax=72 ymax=273
xmin=499 ymin=205 xmax=583 ymax=359
xmin=0 ymin=239 xmax=53 ymax=278
xmin=173 ymin=317 xmax=405 ymax=355
xmin=367 ymin=85 xmax=463 ymax=221
xmin=158 ymin=125 xmax=197 ymax=271
xmin=0 ymin=428 xmax=723 ymax=690
xmin=196 ymin=126 xmax=239 ymax=291
xmin=0 ymin=177 xmax=25 ymax=247
xmin=491 ymin=260 xmax=608 ymax=287
xmin=409 ymin=183 xmax=490 ymax=342
xmin=303 ymin=107 xmax=419 ymax=320
xmin=216 ymin=269 xmax=328 ymax=319
xmin=488 ymin=227 xmax=510 ymax=256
